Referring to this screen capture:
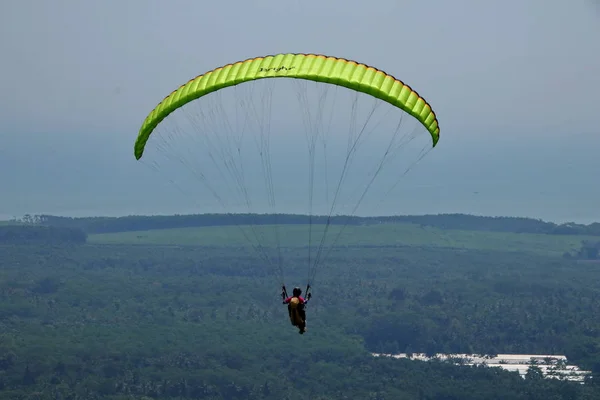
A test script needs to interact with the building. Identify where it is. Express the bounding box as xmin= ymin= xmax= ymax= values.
xmin=371 ymin=352 xmax=592 ymax=383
